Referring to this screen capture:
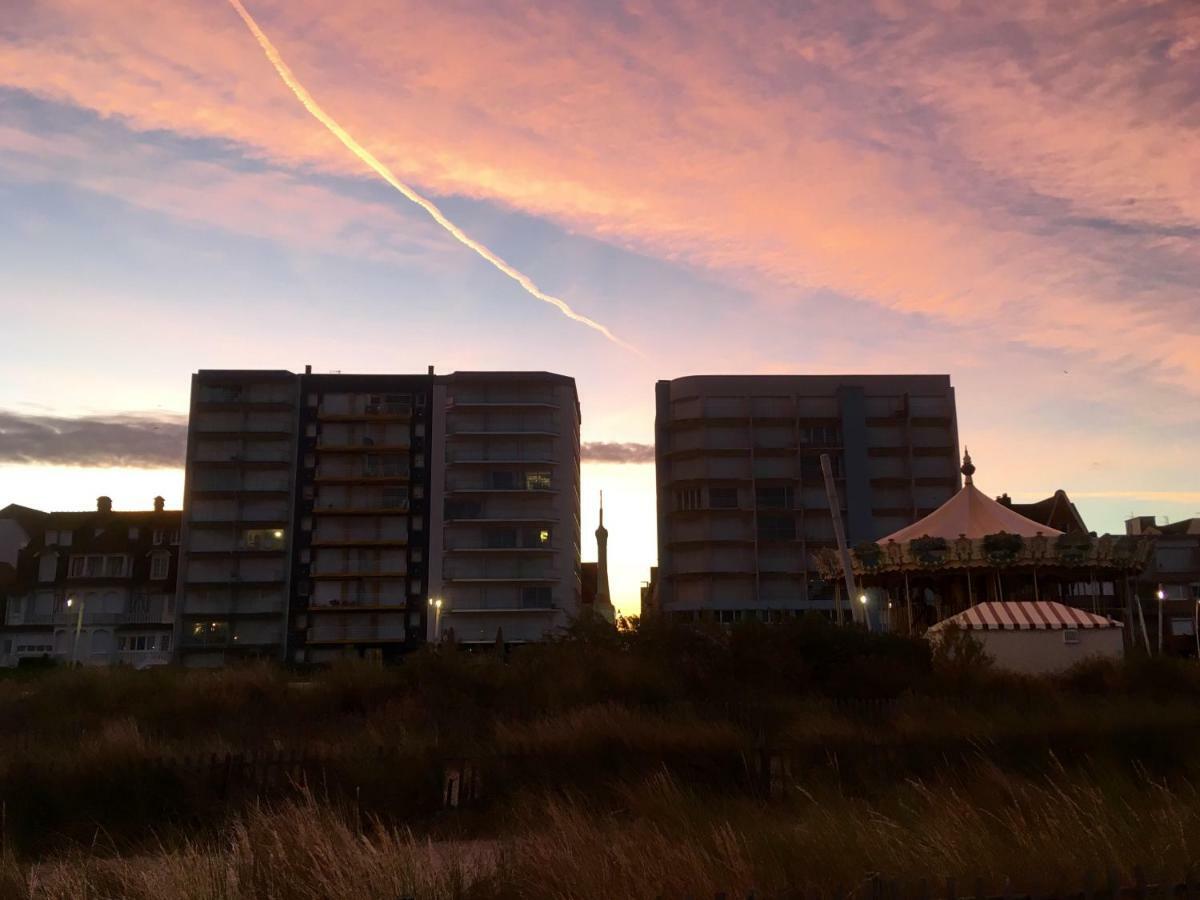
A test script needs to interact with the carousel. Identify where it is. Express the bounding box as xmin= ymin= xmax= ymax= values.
xmin=814 ymin=451 xmax=1154 ymax=637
